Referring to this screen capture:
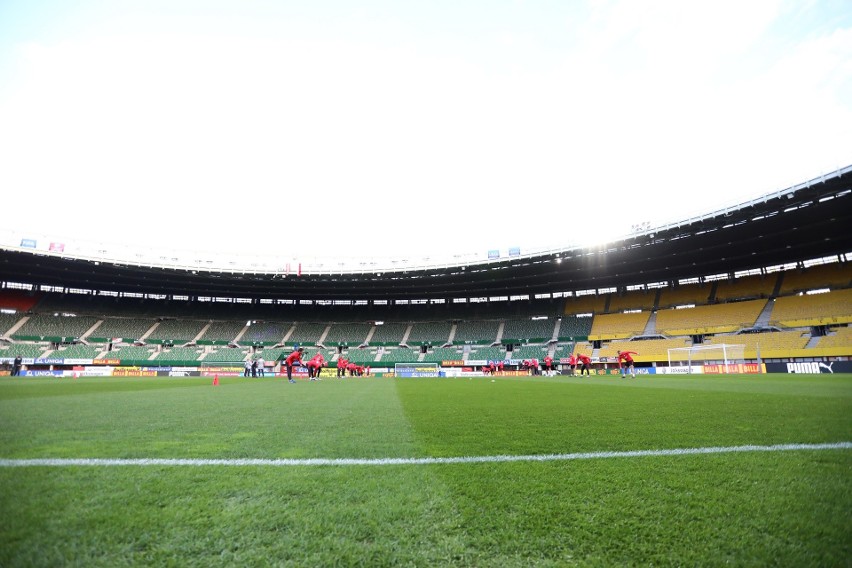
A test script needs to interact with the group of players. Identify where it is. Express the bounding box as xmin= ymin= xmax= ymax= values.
xmin=486 ymin=350 xmax=637 ymax=378
xmin=282 ymin=347 xmax=369 ymax=383
xmin=281 ymin=346 xmax=638 ymax=381
xmin=565 ymin=350 xmax=638 ymax=378
xmin=521 ymin=356 xmax=558 ymax=376
xmin=479 ymin=356 xmax=559 ymax=376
